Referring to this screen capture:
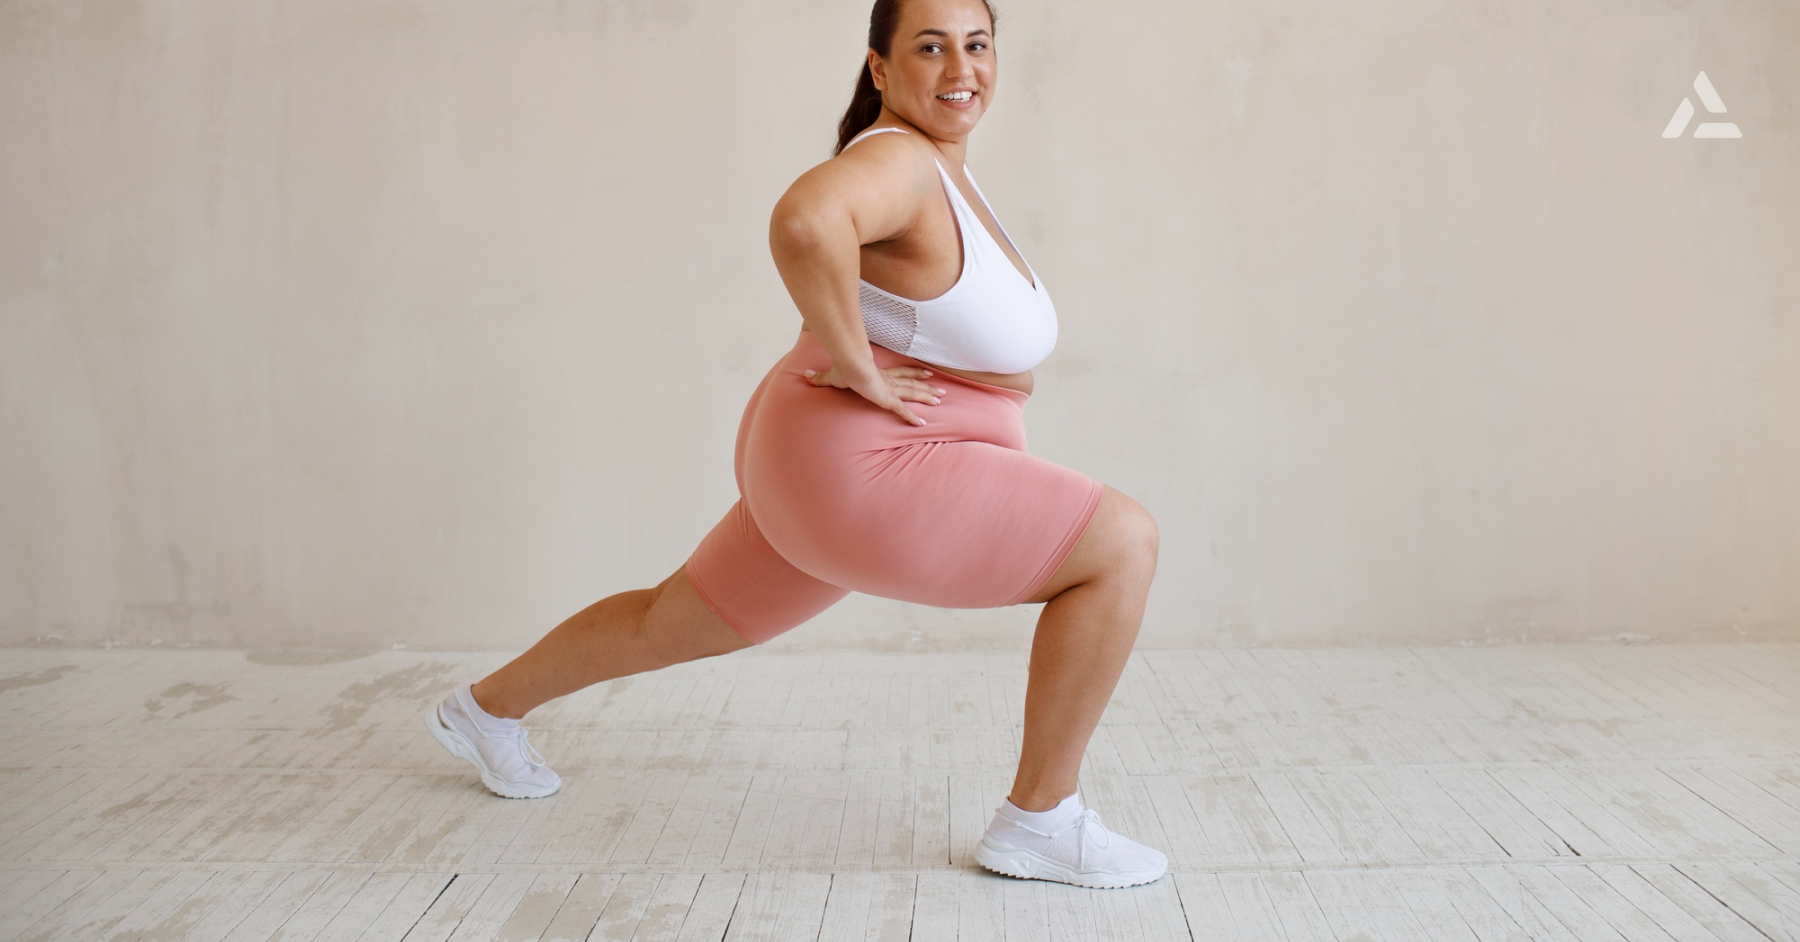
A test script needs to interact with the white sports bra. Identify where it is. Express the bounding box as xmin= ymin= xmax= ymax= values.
xmin=842 ymin=126 xmax=1058 ymax=374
